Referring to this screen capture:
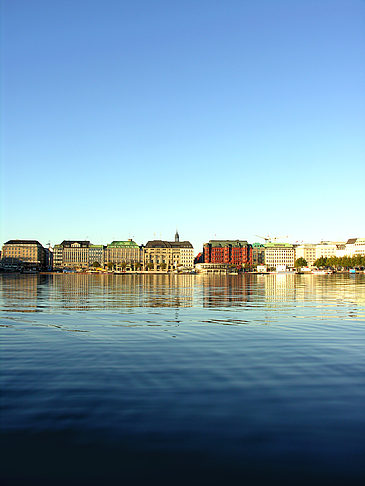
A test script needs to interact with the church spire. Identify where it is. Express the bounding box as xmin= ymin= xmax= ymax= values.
xmin=175 ymin=229 xmax=179 ymax=242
